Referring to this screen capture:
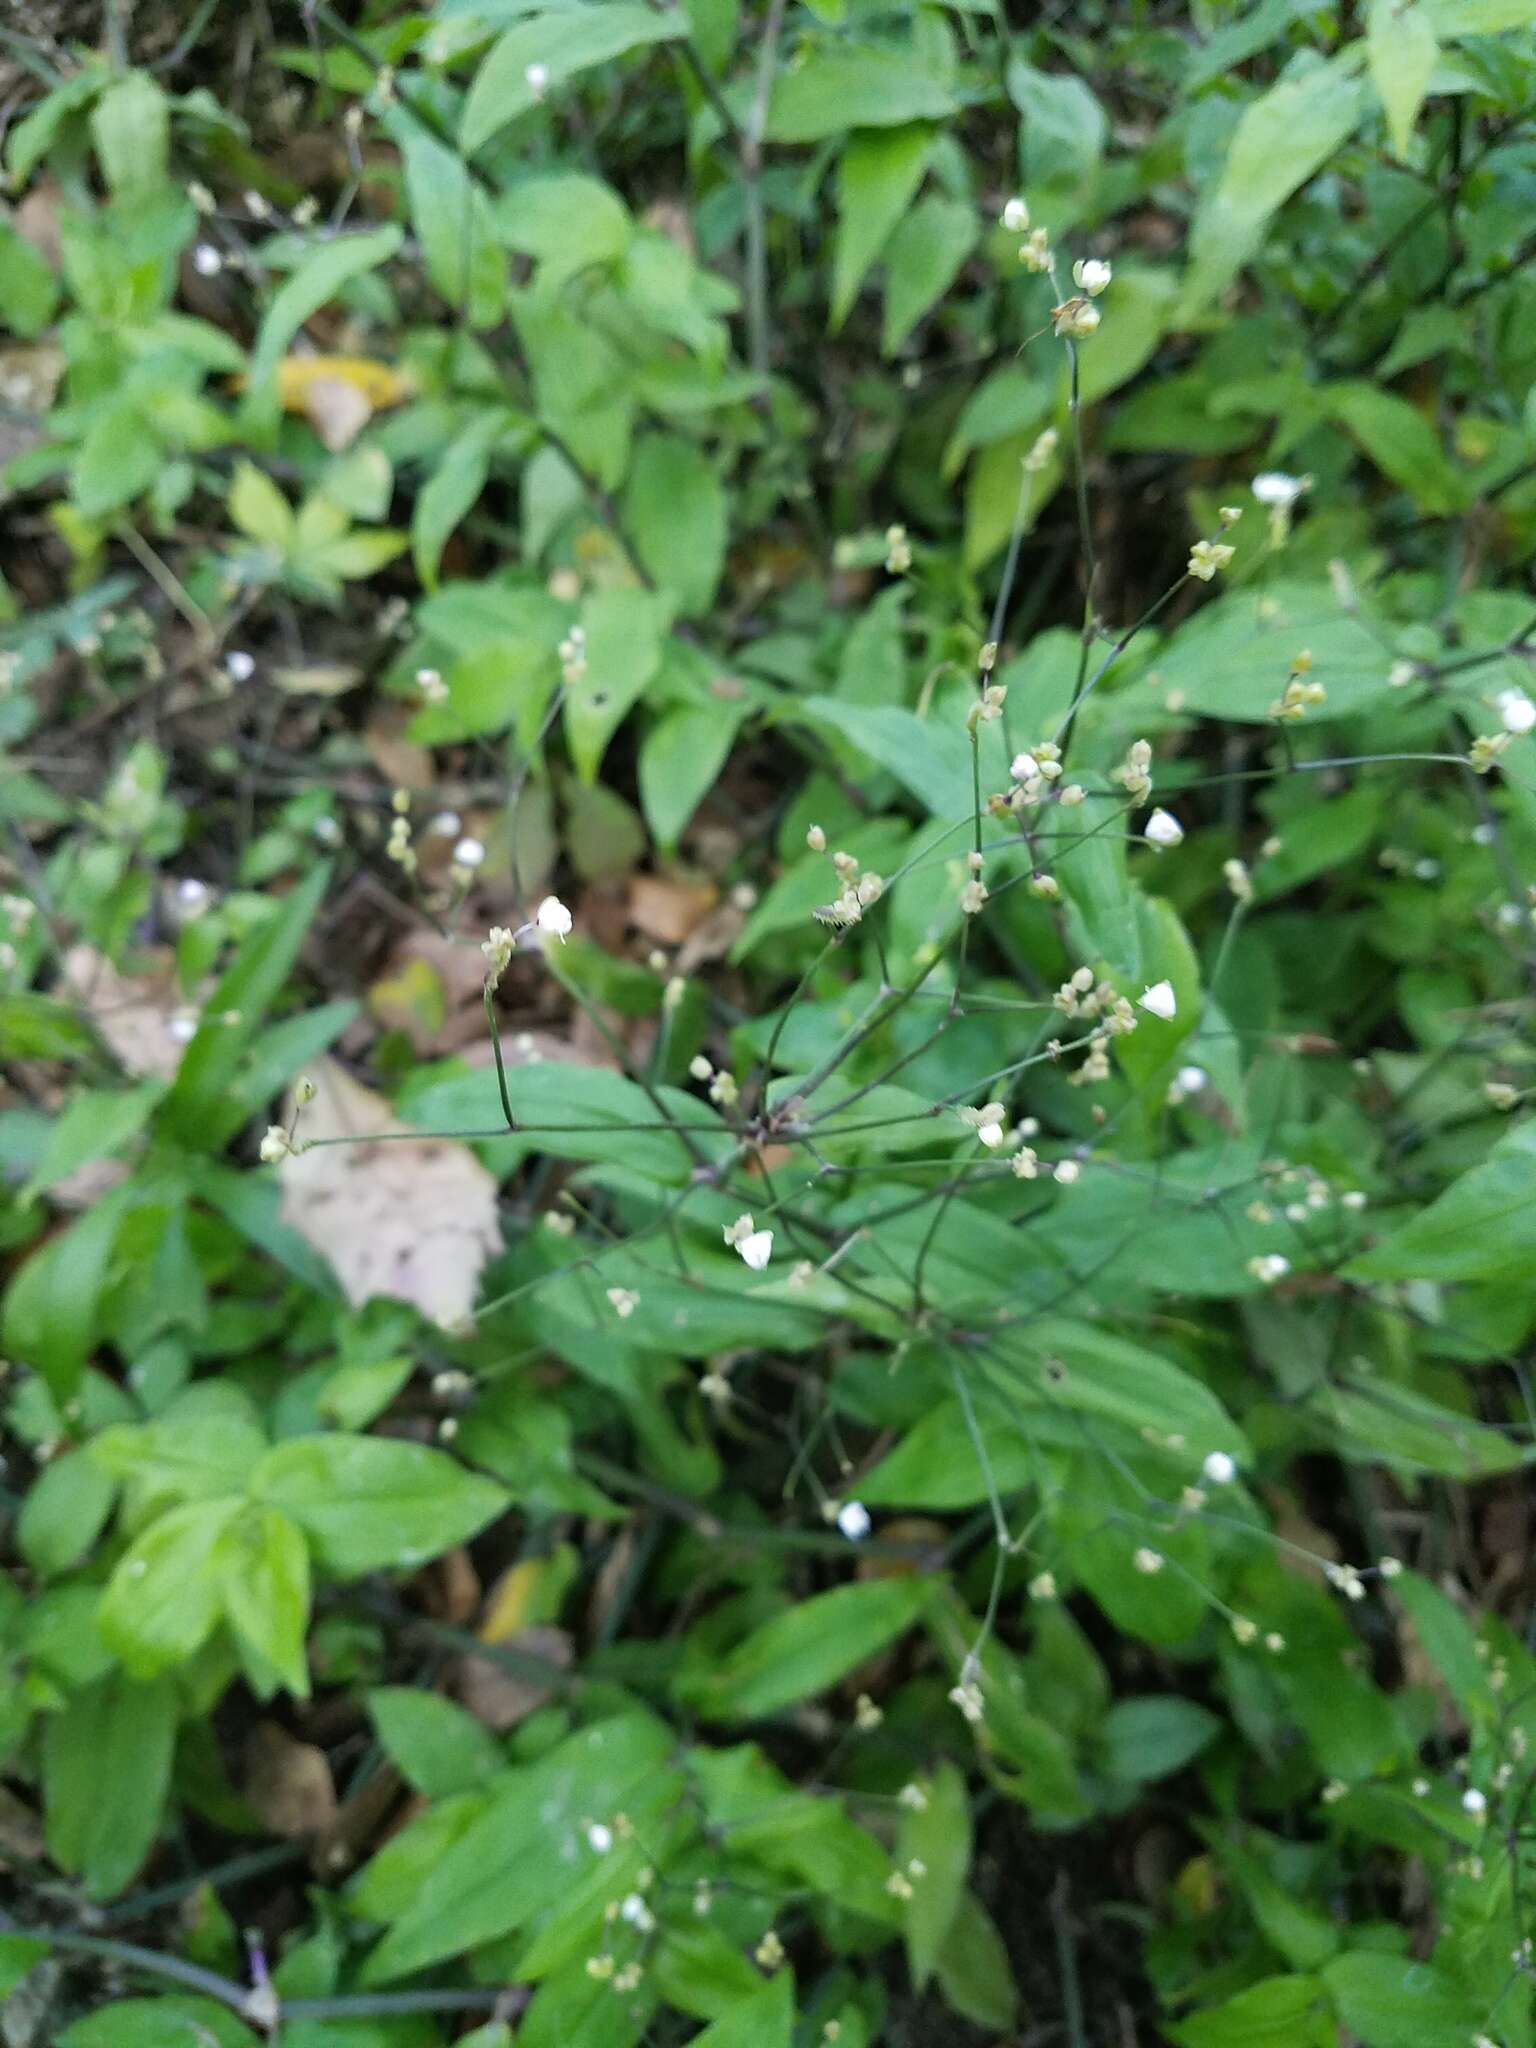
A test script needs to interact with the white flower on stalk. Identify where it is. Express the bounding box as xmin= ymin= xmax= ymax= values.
xmin=958 ymin=1102 xmax=1007 ymax=1148
xmin=836 ymin=1501 xmax=872 ymax=1541
xmin=1188 ymin=539 xmax=1234 ymax=581
xmin=723 ymin=1214 xmax=773 ymax=1270
xmin=225 ymin=649 xmax=255 ymax=682
xmin=1251 ymin=471 xmax=1309 ymax=507
xmin=259 ymin=1125 xmax=293 ymax=1164
xmin=1246 ymin=1253 xmax=1290 ymax=1285
xmin=192 ymin=243 xmax=223 ymax=276
xmin=607 ymin=1287 xmax=639 ymax=1318
xmin=1138 ymin=980 xmax=1177 ymax=1021
xmin=1496 ymin=688 xmax=1536 ymax=734
xmin=525 ymin=61 xmax=549 ymax=96
xmin=1001 ymin=197 xmax=1030 ymax=232
xmin=1143 ymin=808 xmax=1184 ymax=850
xmin=1072 ymin=257 xmax=1112 ymax=296
xmin=452 ymin=836 xmax=486 ymax=870
xmin=1202 ymin=1450 xmax=1236 ymax=1486
xmin=535 ymin=895 xmax=573 ymax=940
